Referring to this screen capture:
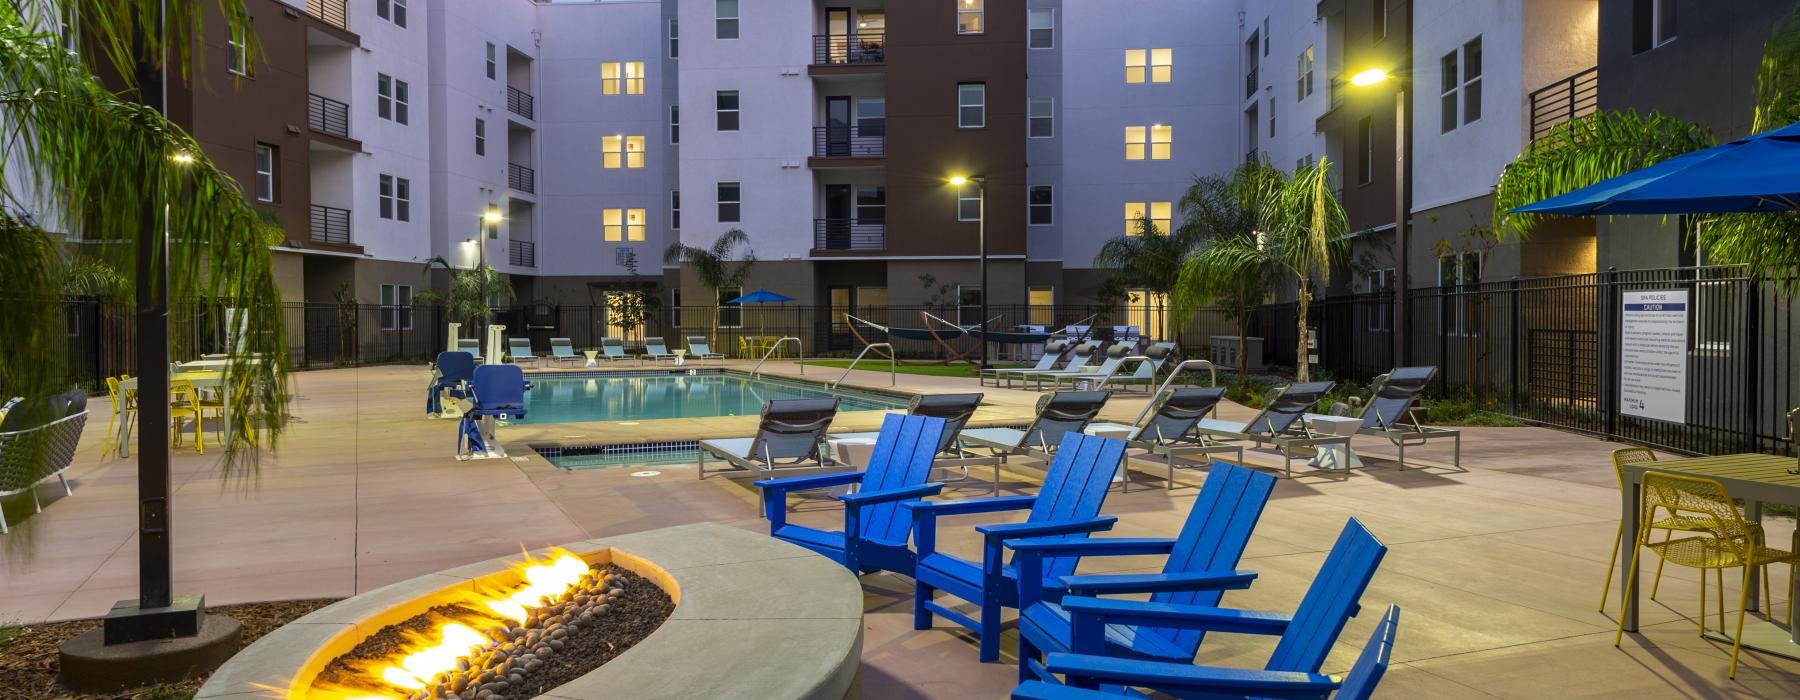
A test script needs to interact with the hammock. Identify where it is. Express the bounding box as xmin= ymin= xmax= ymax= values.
xmin=968 ymin=313 xmax=1100 ymax=345
xmin=846 ymin=312 xmax=980 ymax=363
